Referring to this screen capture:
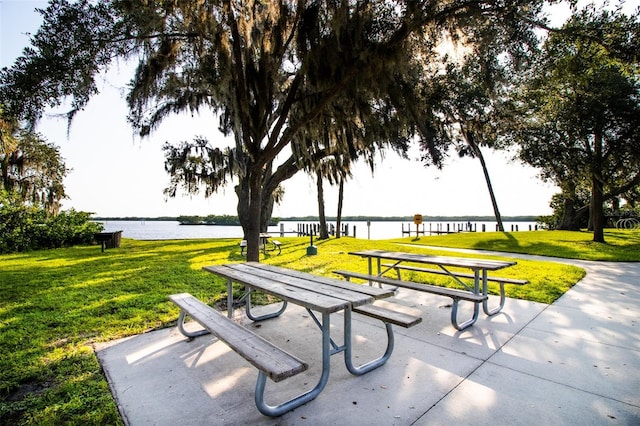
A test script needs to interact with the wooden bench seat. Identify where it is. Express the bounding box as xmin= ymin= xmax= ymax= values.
xmin=169 ymin=293 xmax=308 ymax=383
xmin=353 ymin=299 xmax=422 ymax=328
xmin=333 ymin=270 xmax=486 ymax=331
